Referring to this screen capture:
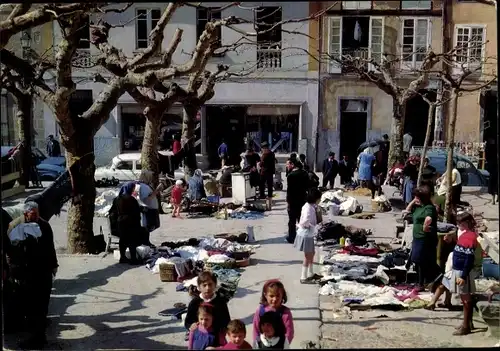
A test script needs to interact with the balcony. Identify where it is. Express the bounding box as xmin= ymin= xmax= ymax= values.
xmin=257 ymin=45 xmax=282 ymax=69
